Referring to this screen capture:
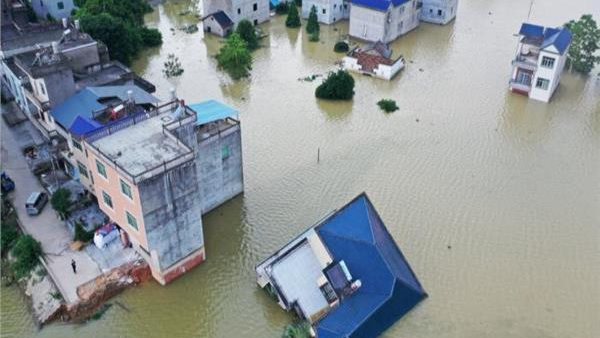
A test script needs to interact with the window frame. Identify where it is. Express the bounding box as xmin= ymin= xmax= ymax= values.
xmin=541 ymin=56 xmax=555 ymax=69
xmin=102 ymin=191 xmax=113 ymax=209
xmin=72 ymin=139 xmax=83 ymax=151
xmin=126 ymin=211 xmax=138 ymax=230
xmin=535 ymin=77 xmax=550 ymax=90
xmin=120 ymin=178 xmax=133 ymax=200
xmin=77 ymin=161 xmax=88 ymax=178
xmin=96 ymin=159 xmax=107 ymax=179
